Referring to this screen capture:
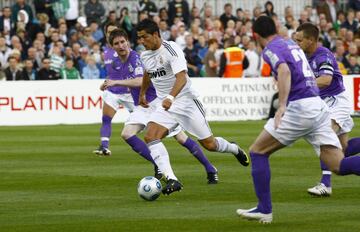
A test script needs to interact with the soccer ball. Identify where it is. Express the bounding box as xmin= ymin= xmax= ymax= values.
xmin=137 ymin=176 xmax=162 ymax=201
